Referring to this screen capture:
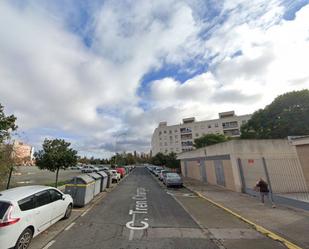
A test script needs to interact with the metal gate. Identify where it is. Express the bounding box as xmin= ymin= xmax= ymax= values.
xmin=184 ymin=160 xmax=188 ymax=177
xmin=214 ymin=160 xmax=225 ymax=186
xmin=237 ymin=157 xmax=309 ymax=210
xmin=199 ymin=159 xmax=207 ymax=182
